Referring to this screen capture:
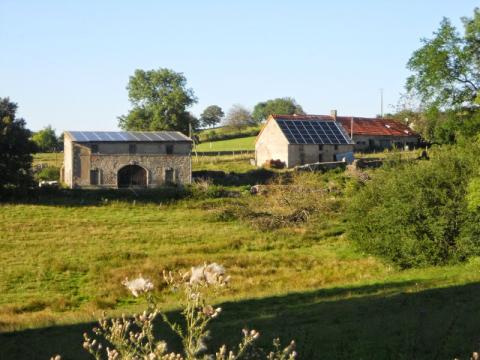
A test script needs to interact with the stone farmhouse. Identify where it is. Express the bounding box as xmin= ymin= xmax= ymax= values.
xmin=62 ymin=131 xmax=192 ymax=189
xmin=255 ymin=114 xmax=355 ymax=168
